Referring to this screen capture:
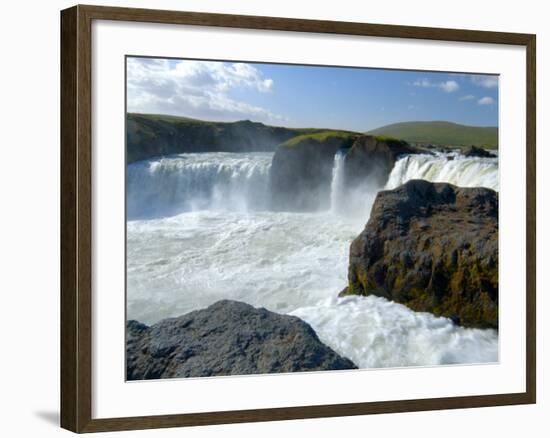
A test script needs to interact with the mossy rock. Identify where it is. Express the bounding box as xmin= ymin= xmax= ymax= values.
xmin=342 ymin=135 xmax=421 ymax=189
xmin=344 ymin=179 xmax=498 ymax=329
xmin=269 ymin=134 xmax=358 ymax=211
xmin=126 ymin=113 xmax=359 ymax=163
